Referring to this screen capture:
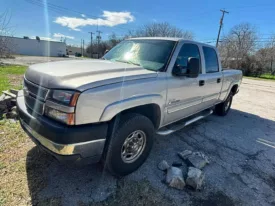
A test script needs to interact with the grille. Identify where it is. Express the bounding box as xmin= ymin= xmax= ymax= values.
xmin=24 ymin=79 xmax=49 ymax=100
xmin=24 ymin=79 xmax=49 ymax=115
